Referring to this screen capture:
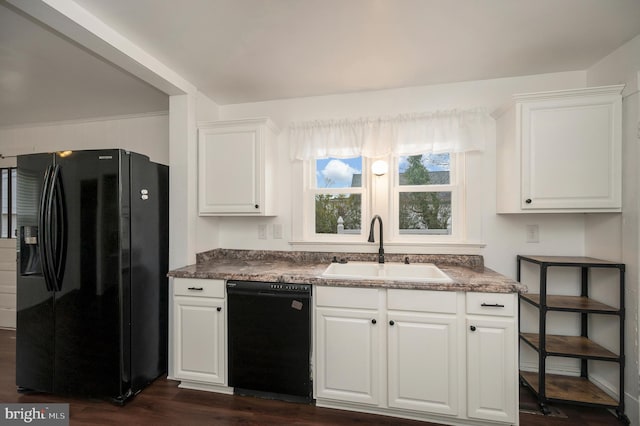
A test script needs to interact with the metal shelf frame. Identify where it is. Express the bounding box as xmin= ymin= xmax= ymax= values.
xmin=516 ymin=255 xmax=627 ymax=423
